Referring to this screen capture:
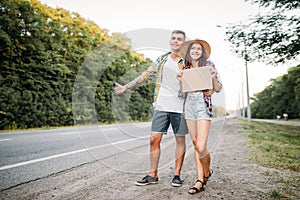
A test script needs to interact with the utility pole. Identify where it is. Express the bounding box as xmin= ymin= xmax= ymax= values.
xmin=241 ymin=77 xmax=245 ymax=118
xmin=244 ymin=42 xmax=251 ymax=122
xmin=216 ymin=24 xmax=251 ymax=121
